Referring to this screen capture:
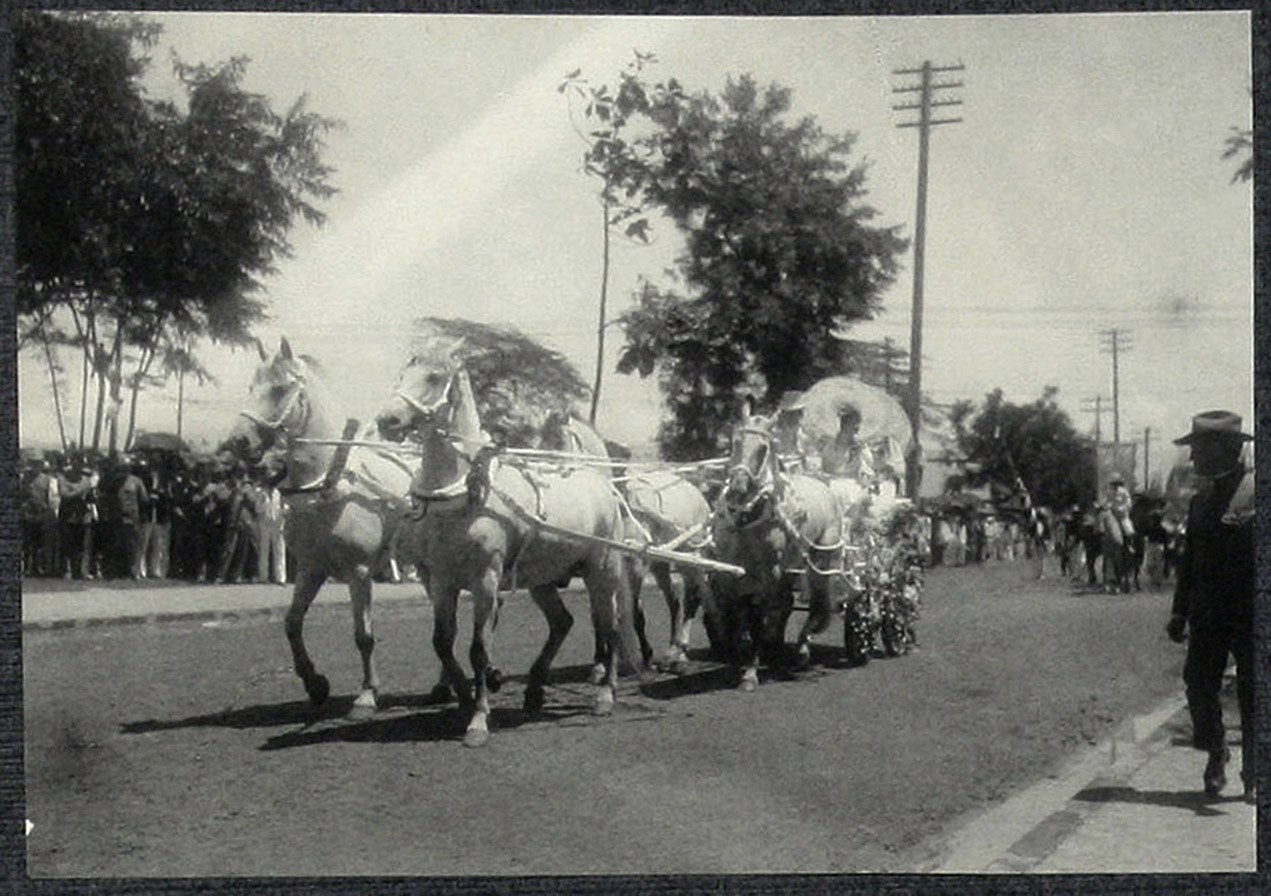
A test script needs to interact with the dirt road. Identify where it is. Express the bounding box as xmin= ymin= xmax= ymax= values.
xmin=24 ymin=561 xmax=1183 ymax=877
